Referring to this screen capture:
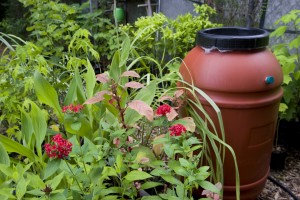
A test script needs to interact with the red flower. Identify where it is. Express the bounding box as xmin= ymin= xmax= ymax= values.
xmin=169 ymin=124 xmax=186 ymax=136
xmin=156 ymin=104 xmax=172 ymax=116
xmin=45 ymin=134 xmax=72 ymax=159
xmin=62 ymin=104 xmax=84 ymax=113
